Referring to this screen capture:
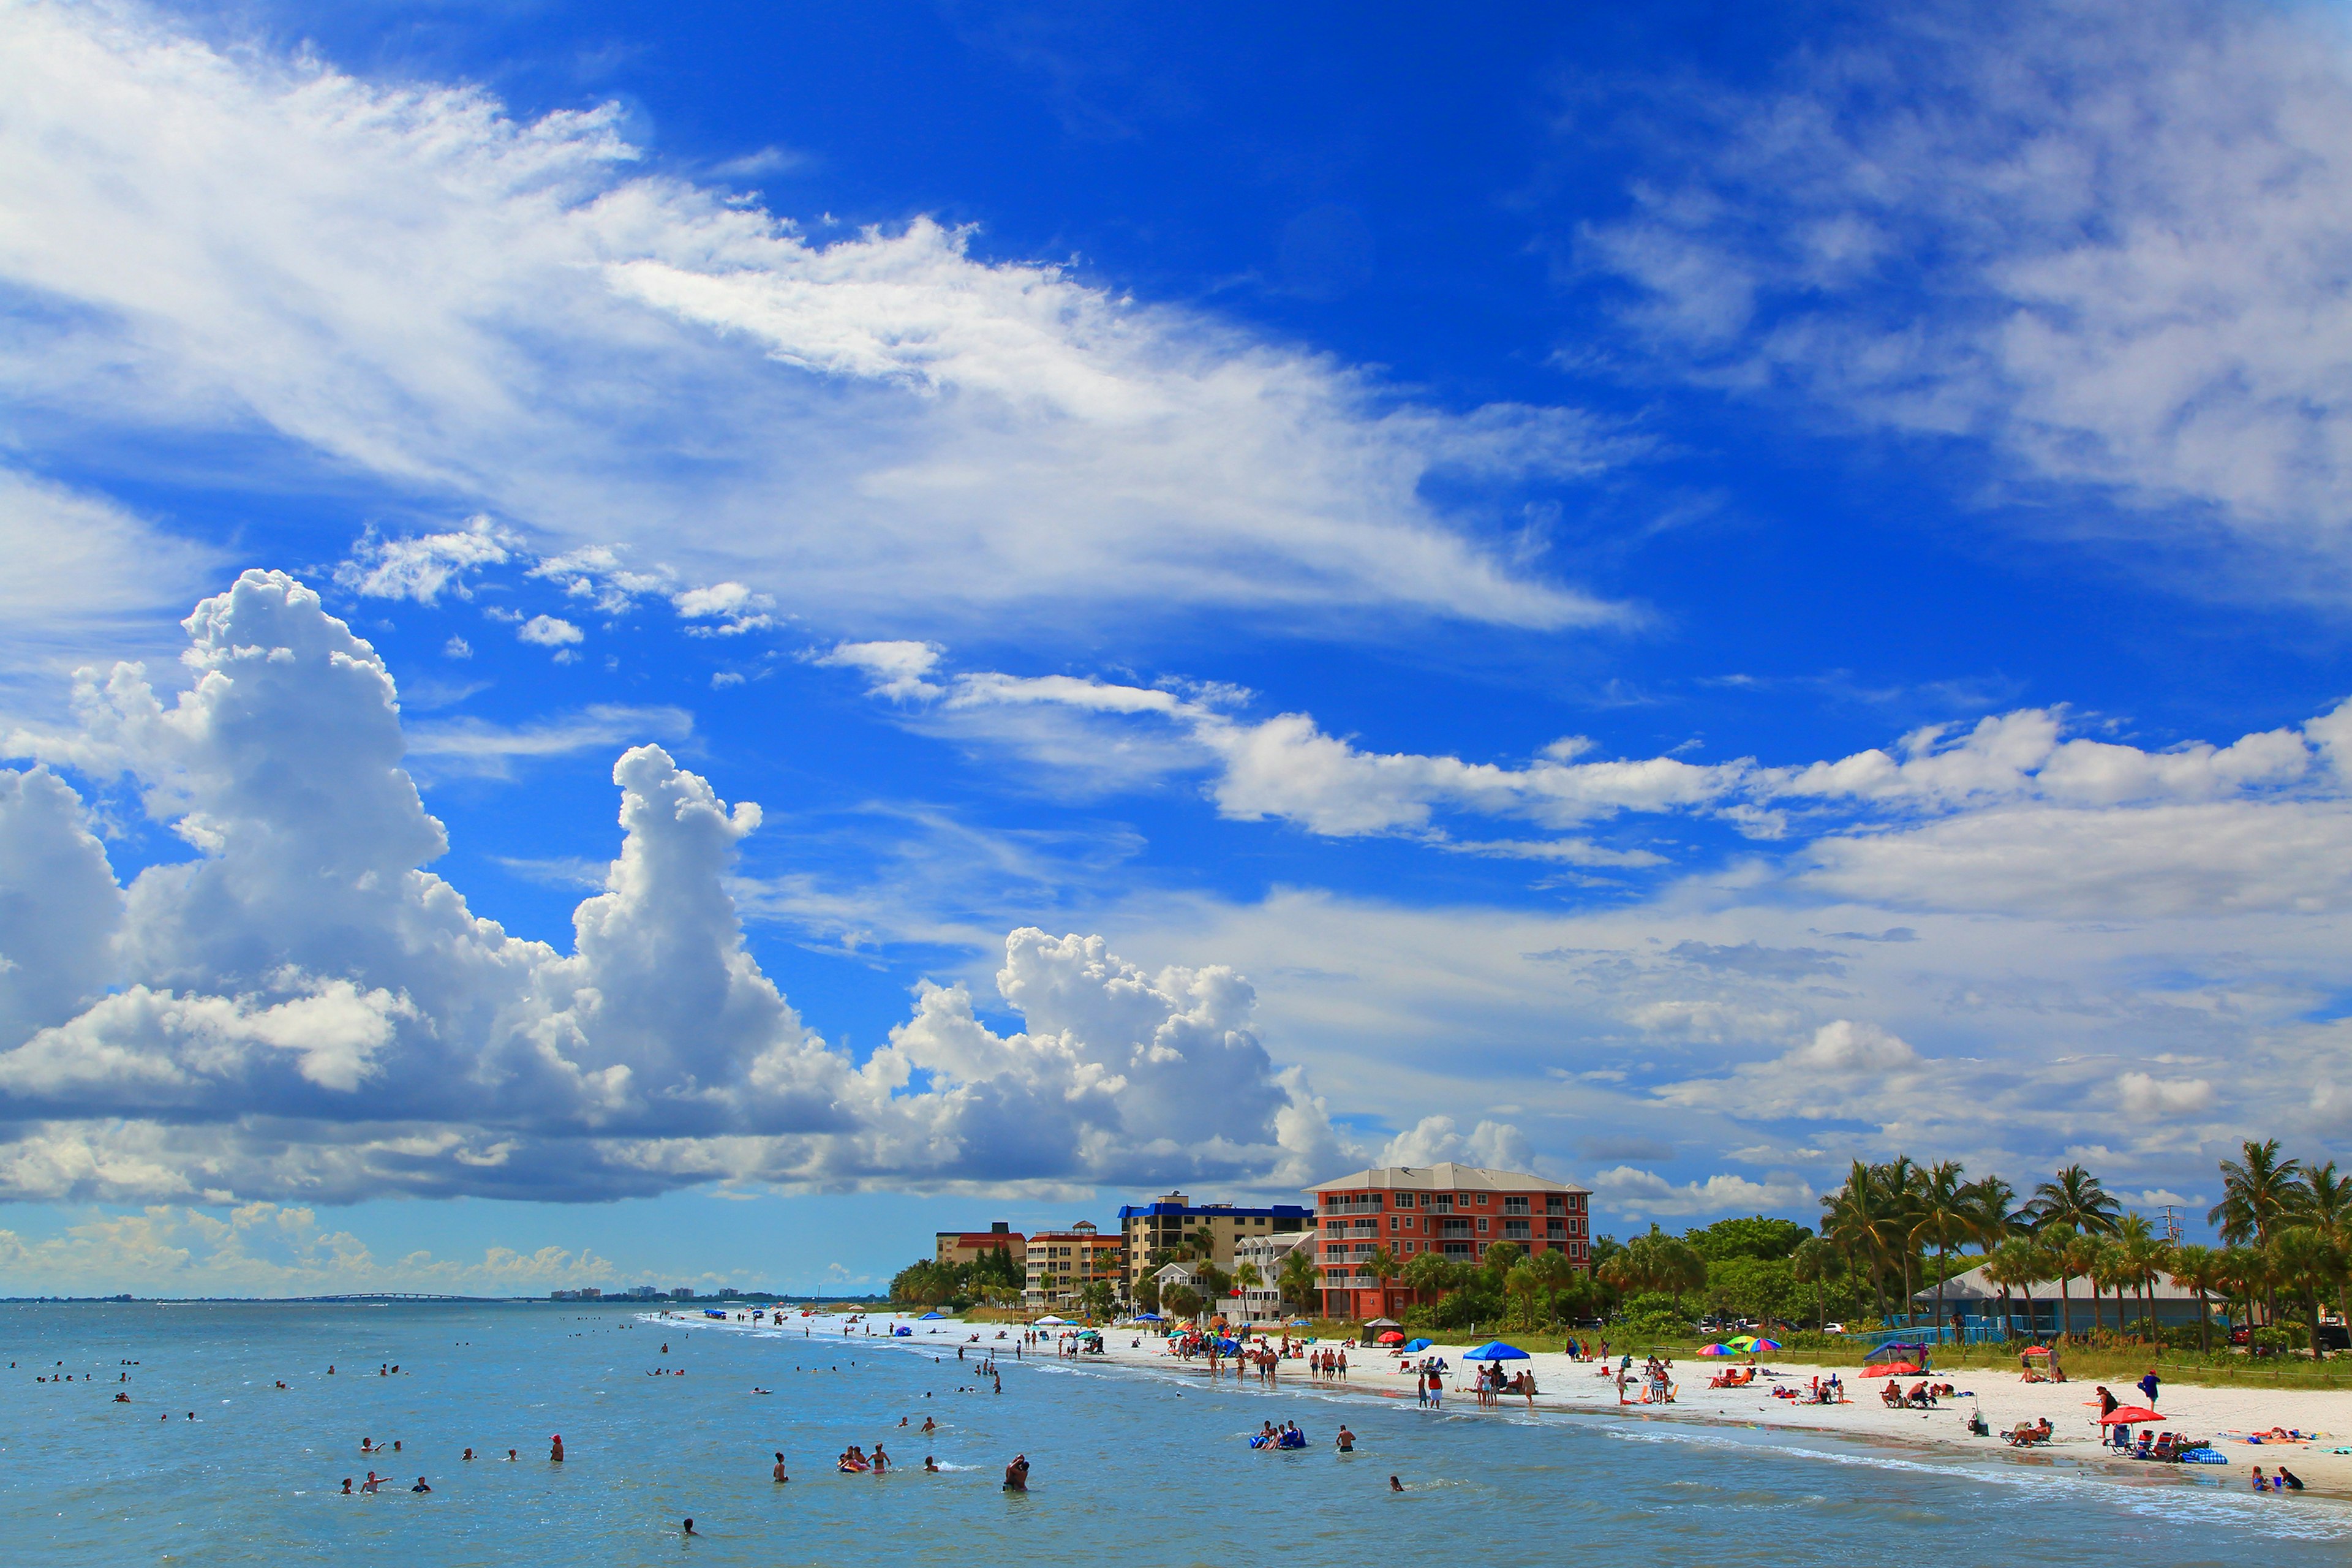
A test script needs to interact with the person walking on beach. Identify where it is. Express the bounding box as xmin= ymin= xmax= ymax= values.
xmin=2138 ymin=1369 xmax=2160 ymax=1408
